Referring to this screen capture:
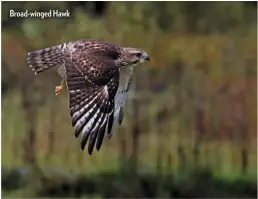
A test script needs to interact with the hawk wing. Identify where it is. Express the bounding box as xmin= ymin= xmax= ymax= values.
xmin=63 ymin=40 xmax=122 ymax=155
